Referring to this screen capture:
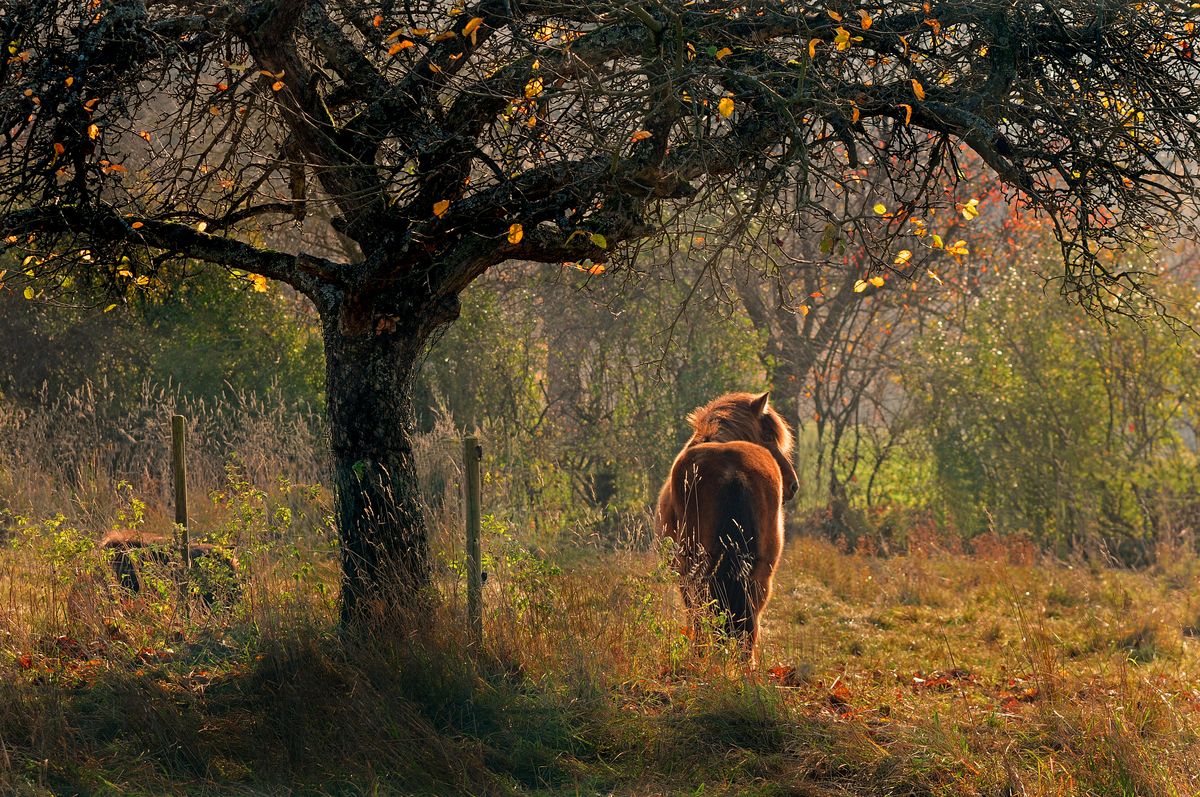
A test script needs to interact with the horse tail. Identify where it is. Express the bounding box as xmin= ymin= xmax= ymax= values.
xmin=708 ymin=473 xmax=758 ymax=639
